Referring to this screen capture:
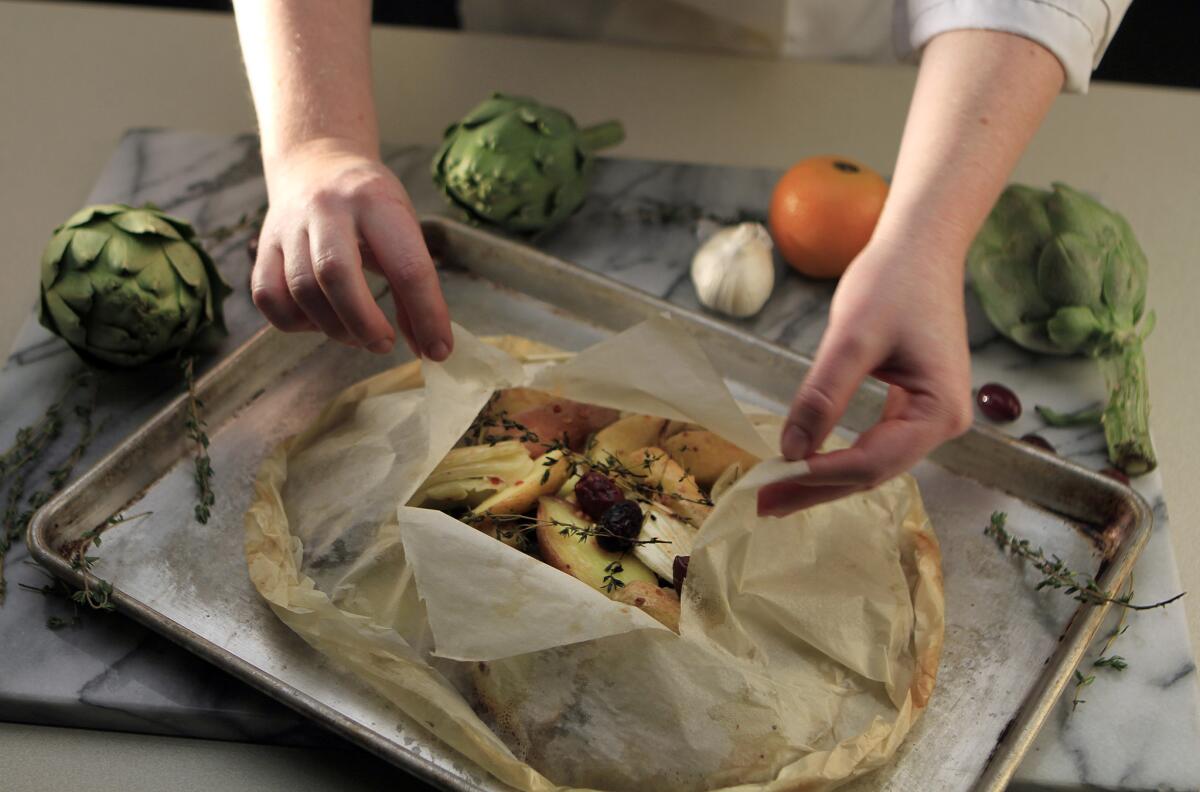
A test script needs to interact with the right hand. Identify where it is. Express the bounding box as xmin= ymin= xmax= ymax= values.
xmin=252 ymin=137 xmax=454 ymax=360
